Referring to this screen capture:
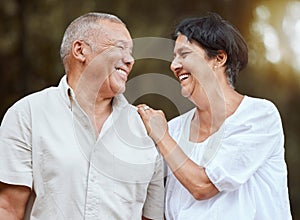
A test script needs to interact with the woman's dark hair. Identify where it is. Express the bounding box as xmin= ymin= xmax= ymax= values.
xmin=173 ymin=12 xmax=248 ymax=87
